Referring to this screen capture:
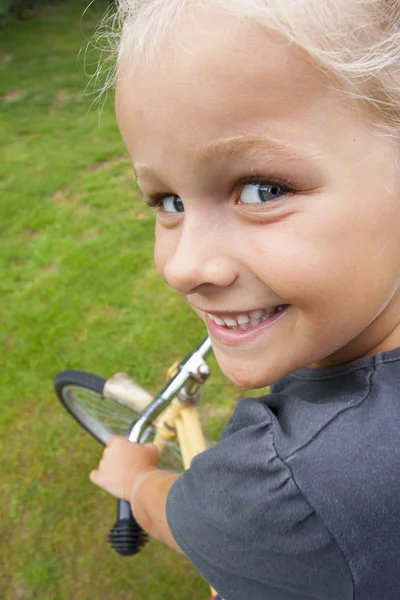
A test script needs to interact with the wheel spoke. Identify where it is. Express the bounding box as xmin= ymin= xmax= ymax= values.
xmin=63 ymin=385 xmax=136 ymax=442
xmin=60 ymin=381 xmax=184 ymax=471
